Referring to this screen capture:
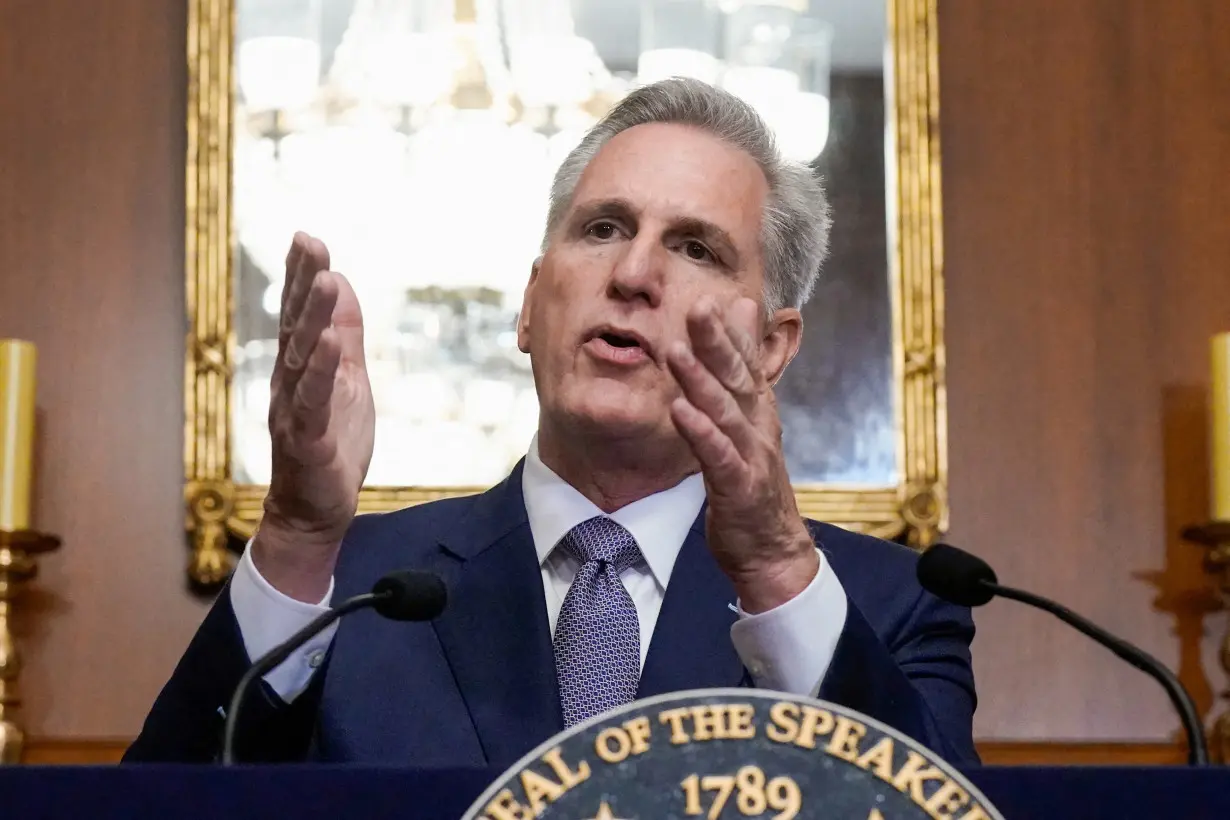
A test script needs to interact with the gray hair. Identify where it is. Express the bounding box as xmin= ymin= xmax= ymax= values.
xmin=541 ymin=77 xmax=832 ymax=312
